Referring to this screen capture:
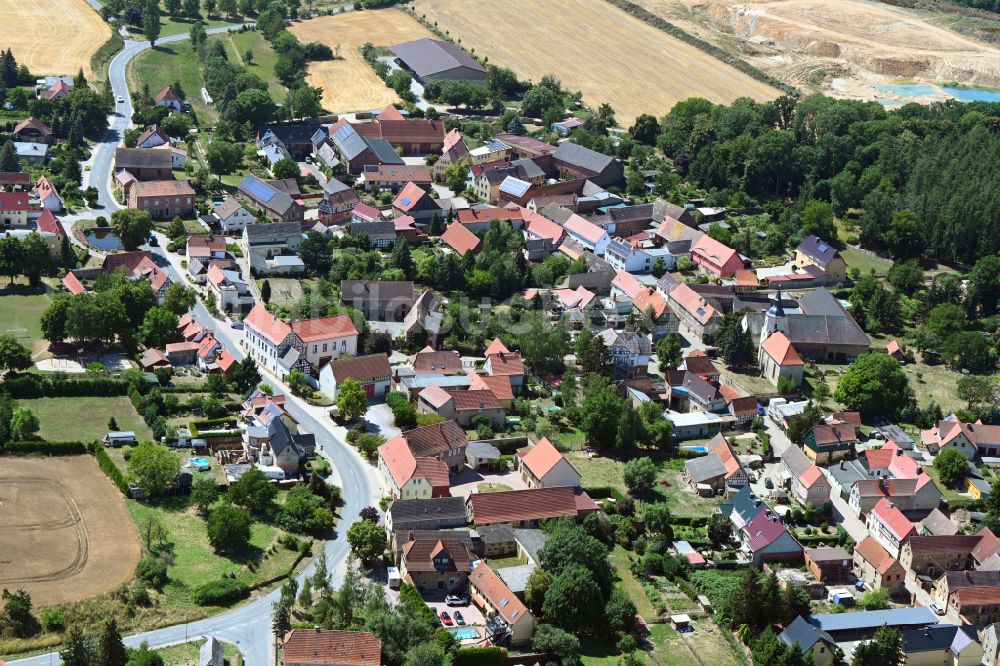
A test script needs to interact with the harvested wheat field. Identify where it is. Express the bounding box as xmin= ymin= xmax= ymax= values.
xmin=0 ymin=457 xmax=141 ymax=606
xmin=633 ymin=0 xmax=1000 ymax=101
xmin=0 ymin=0 xmax=111 ymax=78
xmin=413 ymin=0 xmax=780 ymax=123
xmin=289 ymin=10 xmax=433 ymax=113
